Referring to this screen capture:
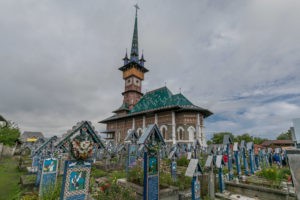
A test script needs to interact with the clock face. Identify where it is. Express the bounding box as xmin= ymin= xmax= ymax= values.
xmin=126 ymin=78 xmax=132 ymax=86
xmin=134 ymin=77 xmax=140 ymax=86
